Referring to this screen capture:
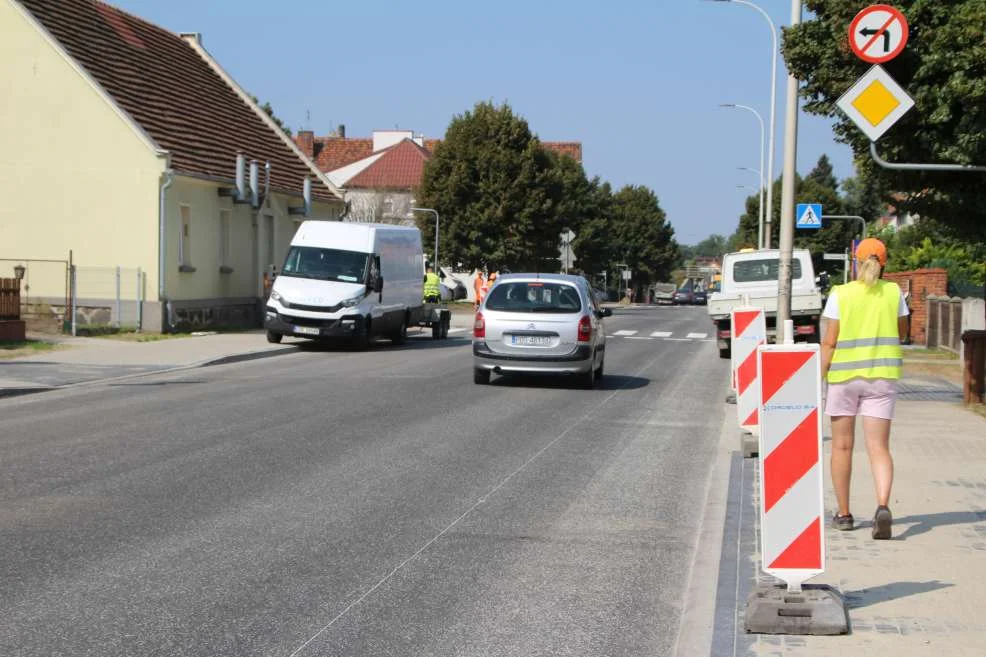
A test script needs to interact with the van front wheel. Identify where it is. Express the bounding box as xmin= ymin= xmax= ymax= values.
xmin=391 ymin=315 xmax=408 ymax=345
xmin=266 ymin=330 xmax=282 ymax=344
